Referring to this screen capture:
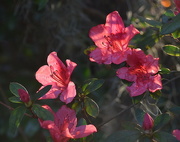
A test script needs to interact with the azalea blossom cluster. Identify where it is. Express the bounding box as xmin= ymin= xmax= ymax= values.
xmin=34 ymin=52 xmax=97 ymax=142
xmin=88 ymin=11 xmax=162 ymax=97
